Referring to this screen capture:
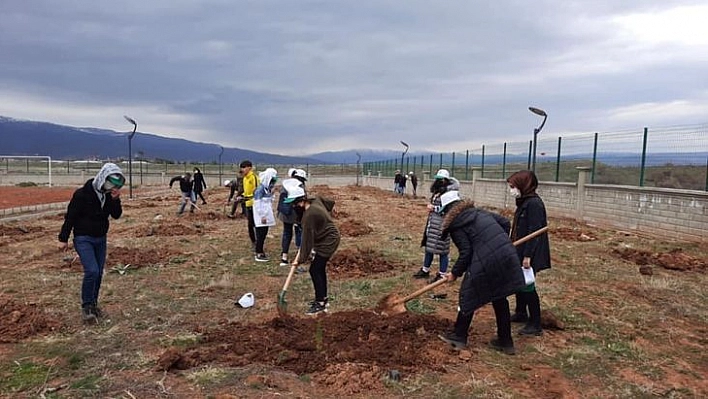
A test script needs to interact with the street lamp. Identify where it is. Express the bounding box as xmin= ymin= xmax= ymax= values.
xmin=123 ymin=115 xmax=138 ymax=199
xmin=218 ymin=146 xmax=224 ymax=184
xmin=528 ymin=107 xmax=547 ymax=173
xmin=400 ymin=141 xmax=409 ymax=172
